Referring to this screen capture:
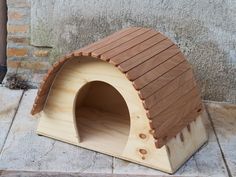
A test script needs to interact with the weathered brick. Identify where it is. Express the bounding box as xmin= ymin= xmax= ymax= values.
xmin=7 ymin=61 xmax=21 ymax=68
xmin=33 ymin=50 xmax=50 ymax=57
xmin=7 ymin=48 xmax=28 ymax=57
xmin=20 ymin=61 xmax=50 ymax=70
xmin=8 ymin=36 xmax=29 ymax=44
xmin=7 ymin=60 xmax=50 ymax=71
xmin=8 ymin=11 xmax=24 ymax=20
xmin=7 ymin=25 xmax=29 ymax=33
